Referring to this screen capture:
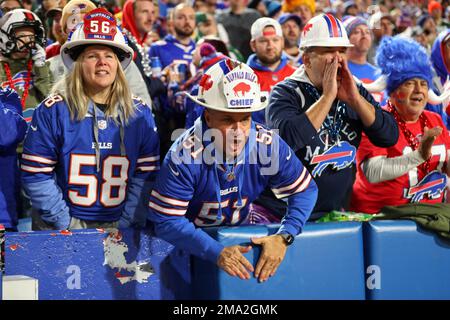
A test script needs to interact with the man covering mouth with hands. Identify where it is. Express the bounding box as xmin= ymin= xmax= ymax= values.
xmin=257 ymin=14 xmax=399 ymax=221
